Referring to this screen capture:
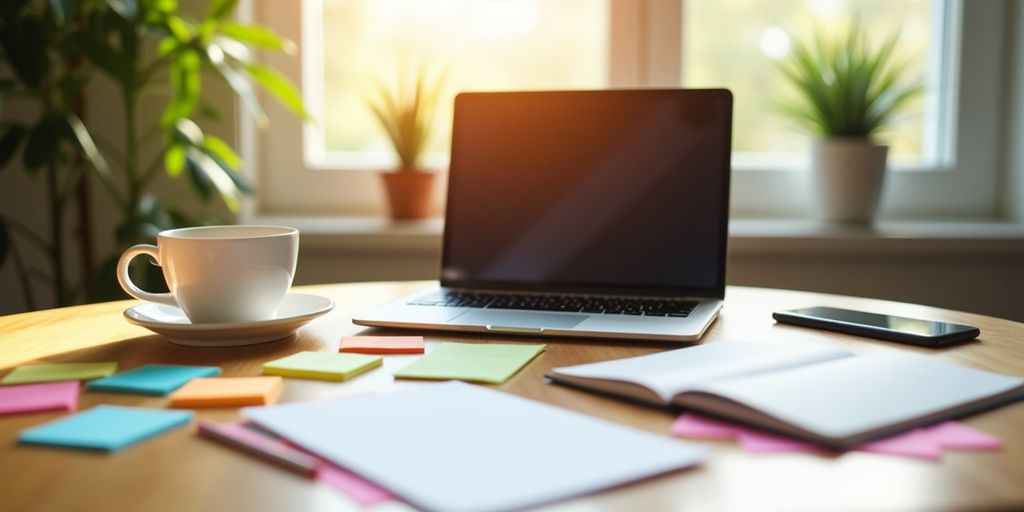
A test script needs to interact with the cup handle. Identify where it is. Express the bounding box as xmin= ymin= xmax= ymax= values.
xmin=117 ymin=244 xmax=177 ymax=307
